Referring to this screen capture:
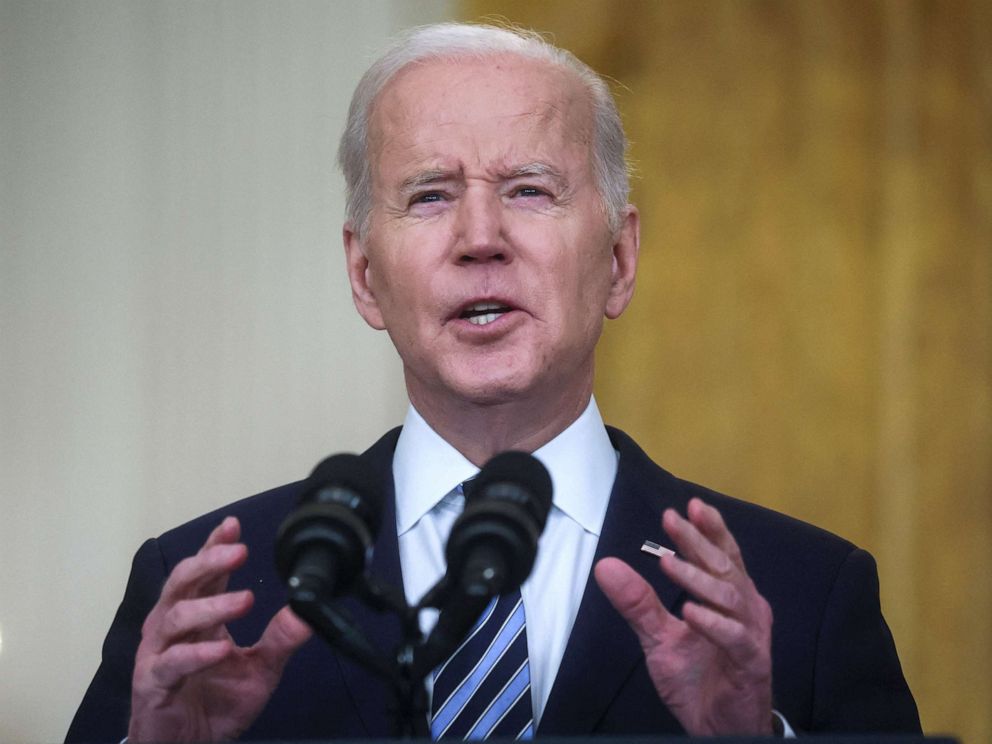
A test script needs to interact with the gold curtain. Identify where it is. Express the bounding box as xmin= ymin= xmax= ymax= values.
xmin=459 ymin=2 xmax=991 ymax=741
